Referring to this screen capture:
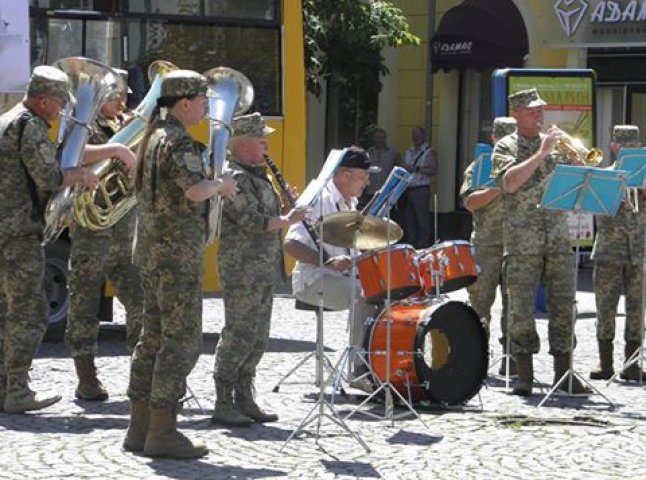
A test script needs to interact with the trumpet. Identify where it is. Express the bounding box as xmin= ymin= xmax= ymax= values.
xmin=551 ymin=126 xmax=603 ymax=166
